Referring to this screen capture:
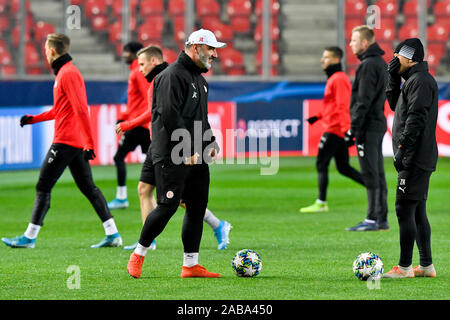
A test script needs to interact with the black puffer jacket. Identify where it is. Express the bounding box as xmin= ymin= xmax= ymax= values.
xmin=350 ymin=42 xmax=388 ymax=142
xmin=386 ymin=61 xmax=438 ymax=172
xmin=150 ymin=51 xmax=217 ymax=164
